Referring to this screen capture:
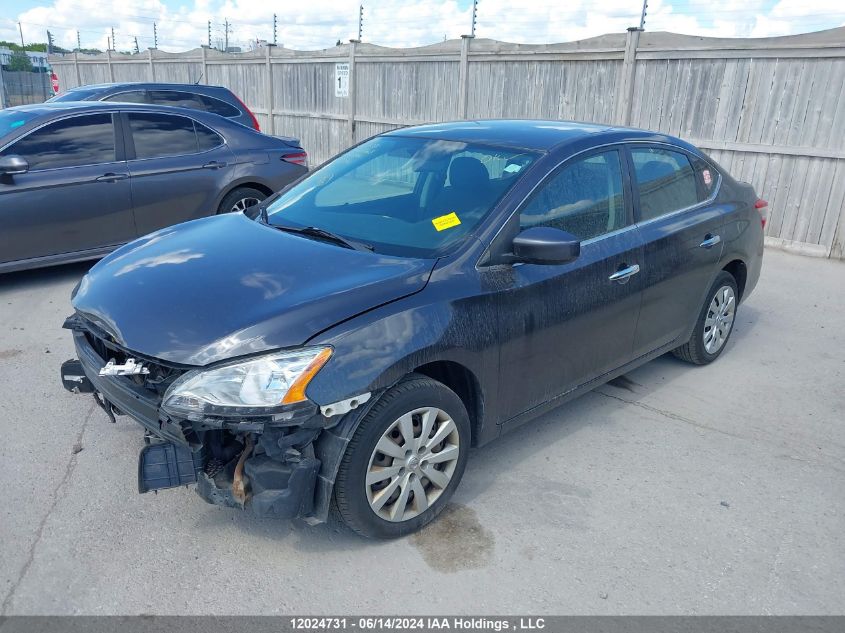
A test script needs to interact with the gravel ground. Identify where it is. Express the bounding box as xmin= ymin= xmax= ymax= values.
xmin=0 ymin=248 xmax=843 ymax=615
